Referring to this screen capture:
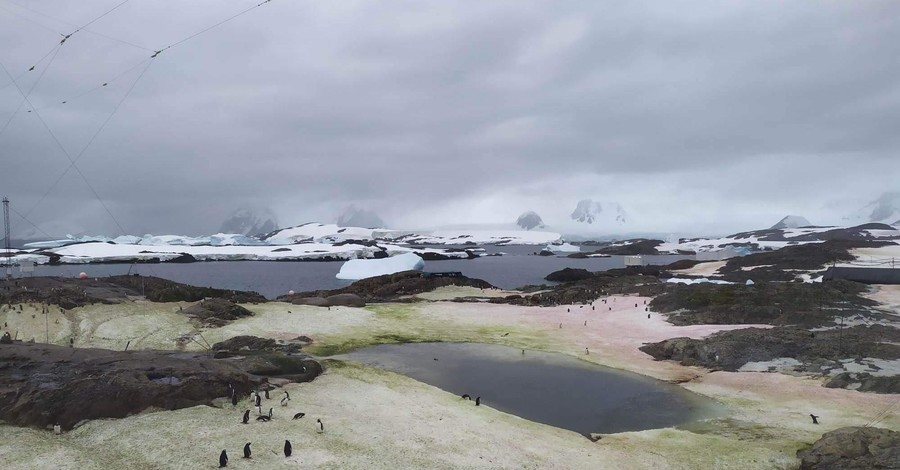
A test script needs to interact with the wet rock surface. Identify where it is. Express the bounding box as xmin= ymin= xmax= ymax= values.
xmin=797 ymin=426 xmax=900 ymax=469
xmin=825 ymin=372 xmax=900 ymax=394
xmin=0 ymin=340 xmax=322 ymax=430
